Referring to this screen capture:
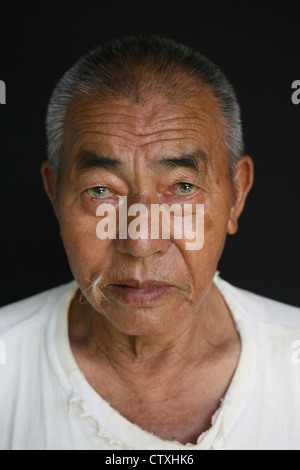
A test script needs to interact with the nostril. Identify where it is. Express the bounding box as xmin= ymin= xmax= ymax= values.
xmin=115 ymin=236 xmax=171 ymax=258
